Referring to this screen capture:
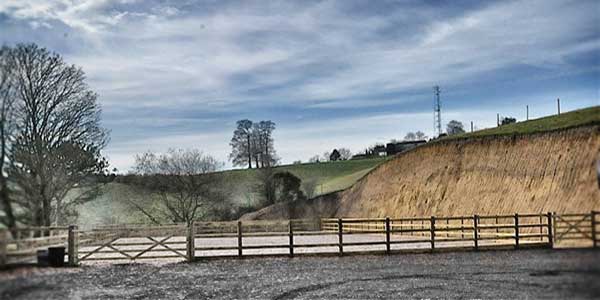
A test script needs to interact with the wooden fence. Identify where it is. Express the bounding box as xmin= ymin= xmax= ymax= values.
xmin=0 ymin=211 xmax=598 ymax=266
